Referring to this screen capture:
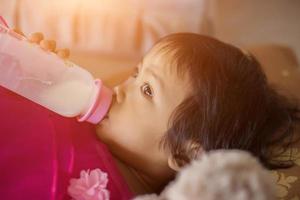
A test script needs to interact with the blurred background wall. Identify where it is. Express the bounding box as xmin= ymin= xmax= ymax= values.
xmin=1 ymin=0 xmax=299 ymax=61
xmin=0 ymin=0 xmax=207 ymax=57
